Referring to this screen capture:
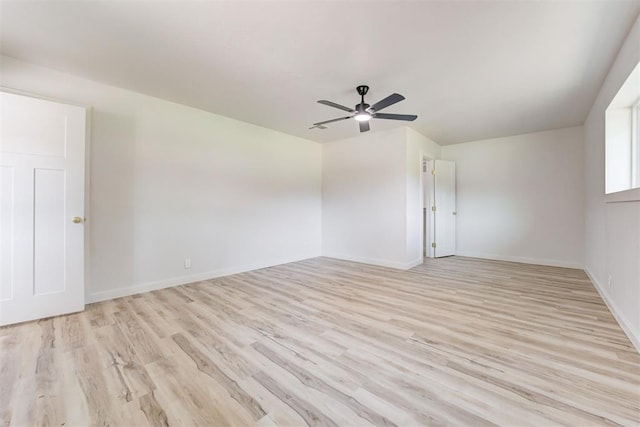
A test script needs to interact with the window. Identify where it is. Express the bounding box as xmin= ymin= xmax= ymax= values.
xmin=605 ymin=62 xmax=640 ymax=198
